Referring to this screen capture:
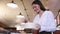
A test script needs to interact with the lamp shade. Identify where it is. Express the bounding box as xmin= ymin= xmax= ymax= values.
xmin=7 ymin=3 xmax=18 ymax=8
xmin=7 ymin=0 xmax=18 ymax=8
